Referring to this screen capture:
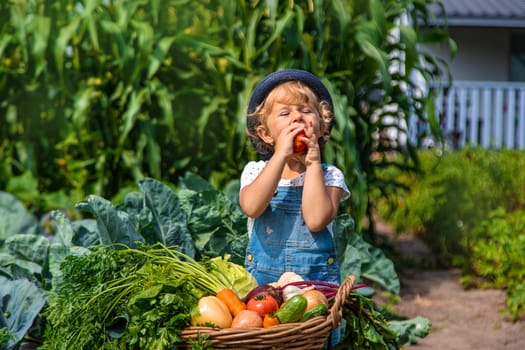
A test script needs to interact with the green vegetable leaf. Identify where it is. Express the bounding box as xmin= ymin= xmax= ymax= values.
xmin=76 ymin=195 xmax=145 ymax=247
xmin=0 ymin=192 xmax=38 ymax=241
xmin=0 ymin=277 xmax=47 ymax=349
xmin=178 ymin=175 xmax=248 ymax=263
xmin=208 ymin=255 xmax=257 ymax=298
xmin=139 ymin=178 xmax=195 ymax=257
xmin=388 ymin=316 xmax=432 ymax=345
xmin=51 ymin=210 xmax=74 ymax=246
xmin=179 ymin=172 xmax=215 ymax=192
xmin=128 ymin=284 xmax=164 ymax=315
xmin=339 ymin=292 xmax=401 ymax=350
xmin=335 ymin=215 xmax=400 ymax=294
xmin=4 ymin=234 xmax=49 ymax=267
xmin=116 ymin=191 xmax=158 ymax=242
